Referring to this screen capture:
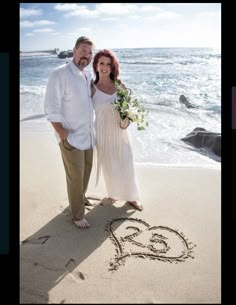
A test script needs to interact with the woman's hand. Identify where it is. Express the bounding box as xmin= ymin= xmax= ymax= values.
xmin=120 ymin=118 xmax=130 ymax=129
